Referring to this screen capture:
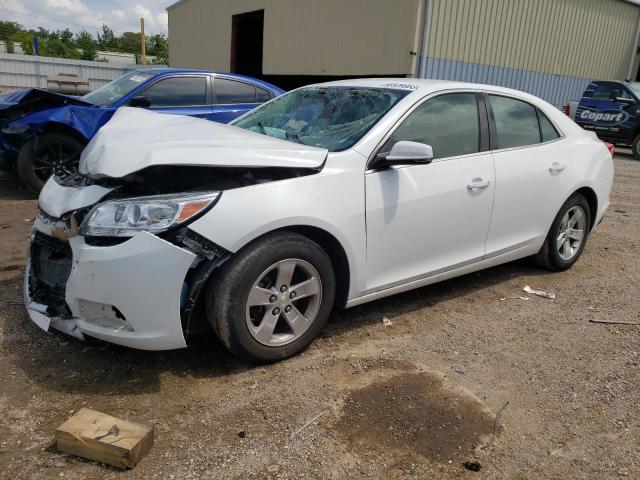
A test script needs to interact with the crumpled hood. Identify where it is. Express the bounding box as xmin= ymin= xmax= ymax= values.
xmin=0 ymin=88 xmax=94 ymax=115
xmin=80 ymin=107 xmax=329 ymax=178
